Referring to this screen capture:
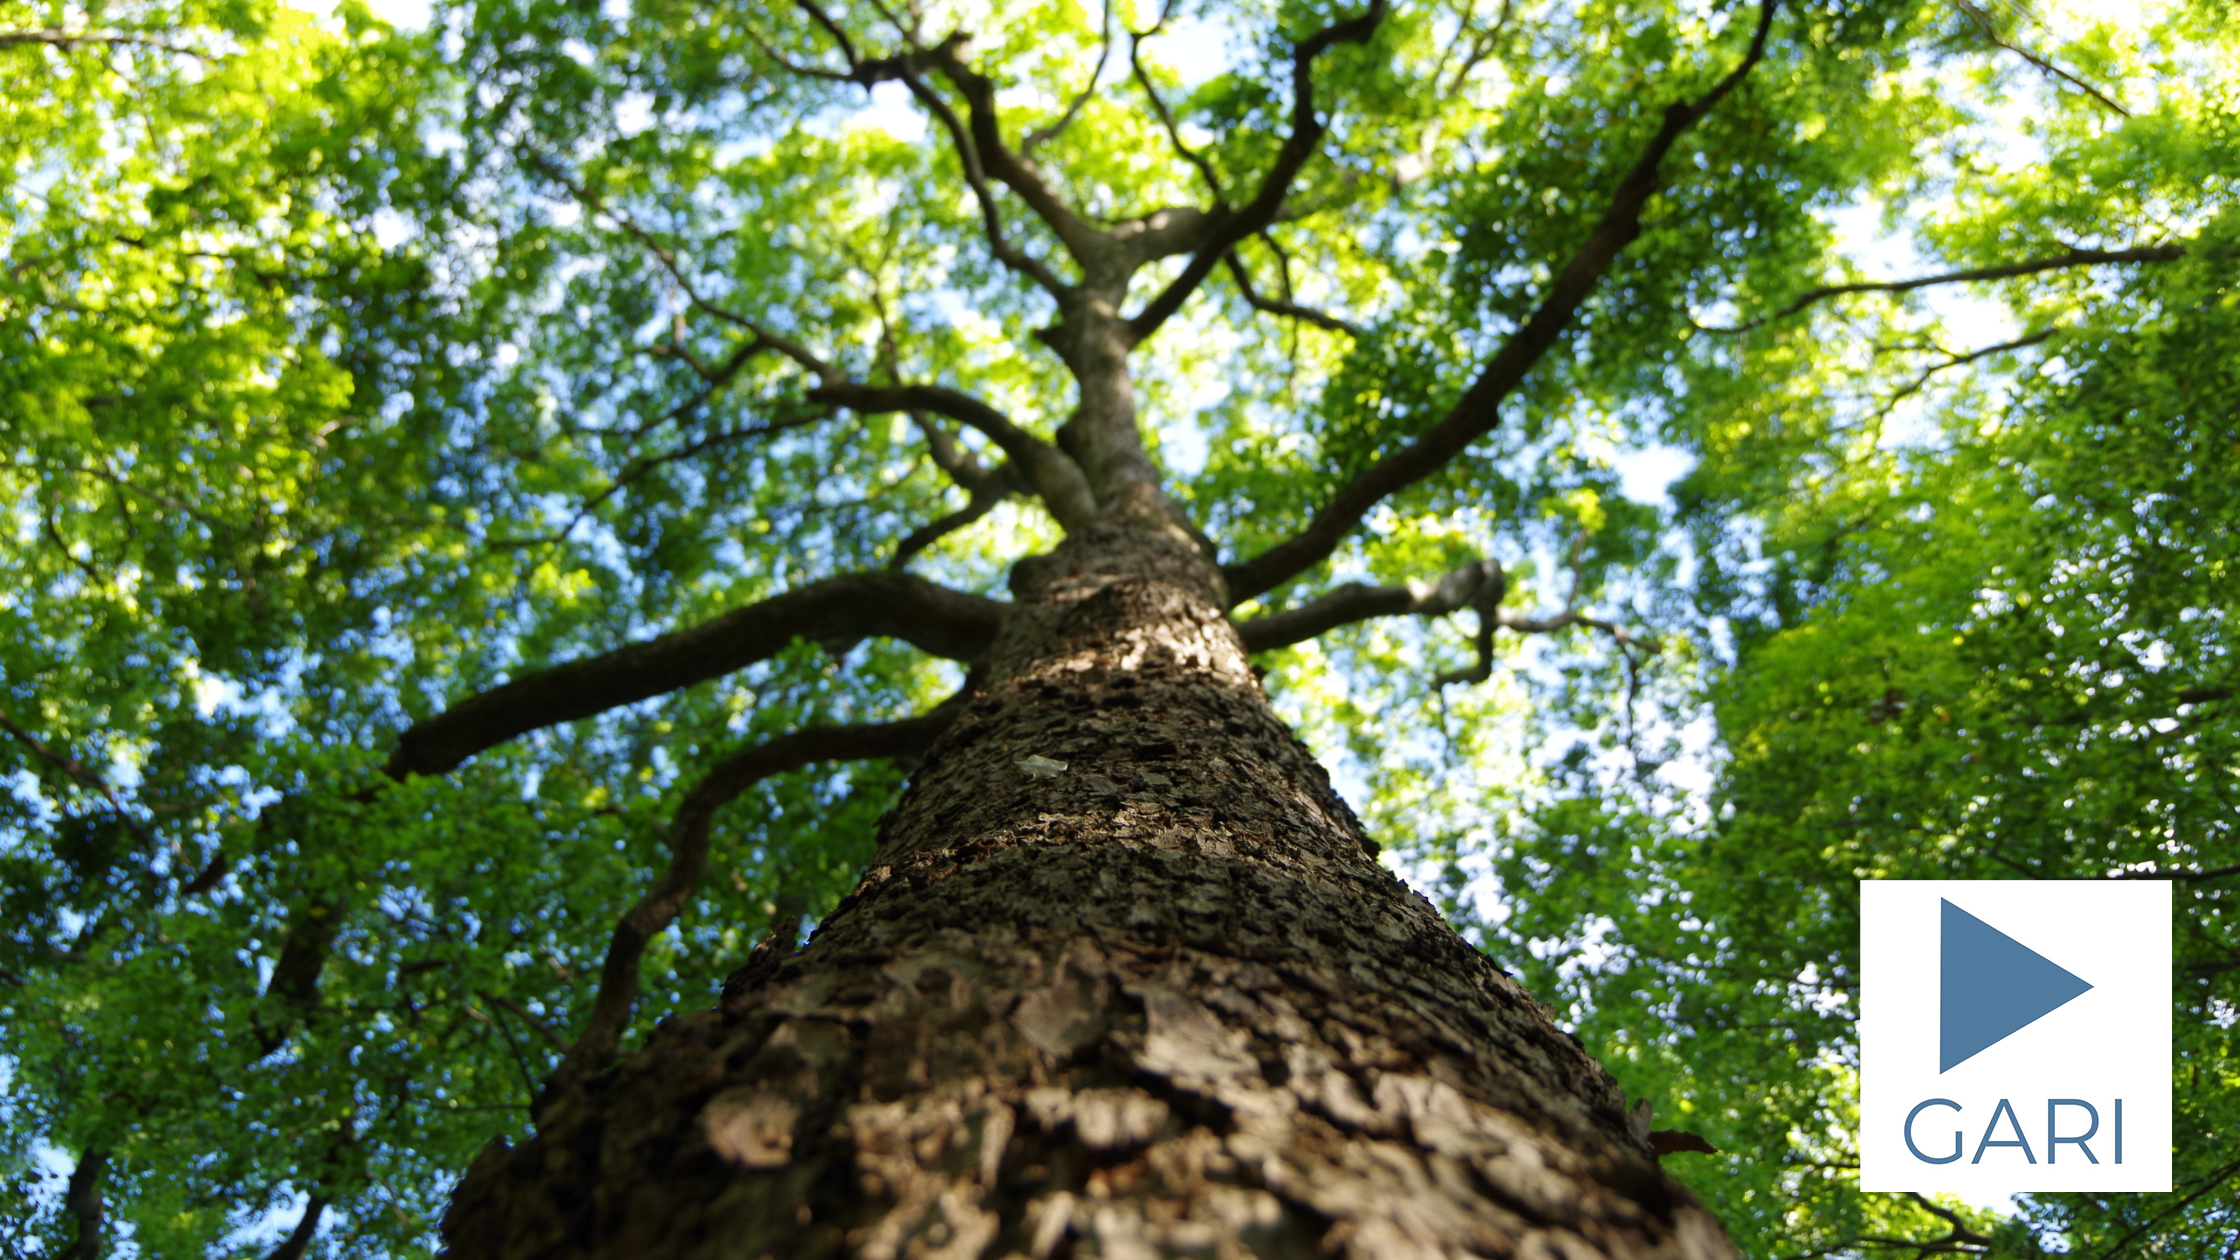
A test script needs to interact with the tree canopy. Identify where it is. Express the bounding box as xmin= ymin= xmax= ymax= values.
xmin=3 ymin=0 xmax=2234 ymax=1255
